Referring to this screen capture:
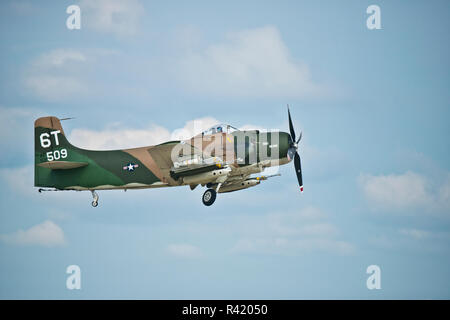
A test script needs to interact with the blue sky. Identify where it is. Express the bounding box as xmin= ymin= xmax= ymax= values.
xmin=0 ymin=0 xmax=449 ymax=299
